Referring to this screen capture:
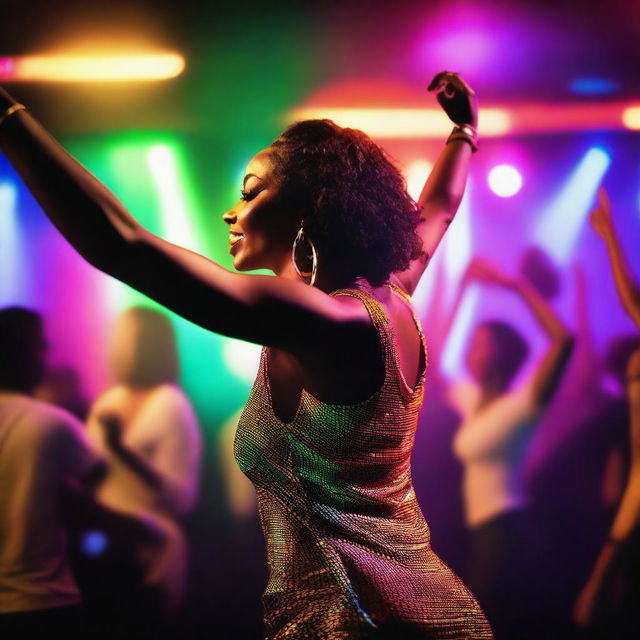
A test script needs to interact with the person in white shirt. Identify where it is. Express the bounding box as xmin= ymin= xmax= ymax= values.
xmin=446 ymin=259 xmax=573 ymax=639
xmin=85 ymin=306 xmax=202 ymax=637
xmin=0 ymin=307 xmax=105 ymax=639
